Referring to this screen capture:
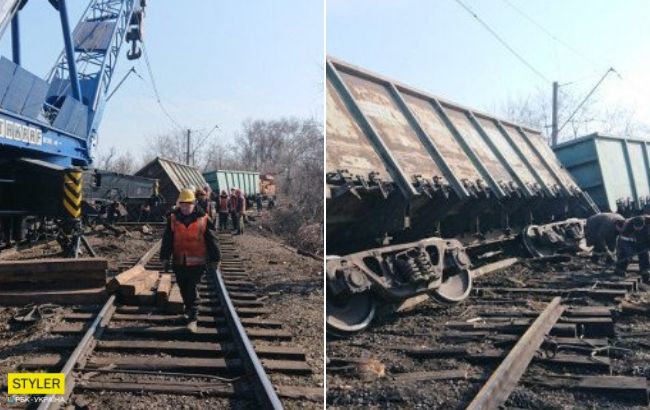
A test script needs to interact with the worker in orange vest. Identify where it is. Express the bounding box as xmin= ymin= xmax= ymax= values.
xmin=217 ymin=190 xmax=230 ymax=231
xmin=232 ymin=188 xmax=246 ymax=235
xmin=160 ymin=189 xmax=221 ymax=332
